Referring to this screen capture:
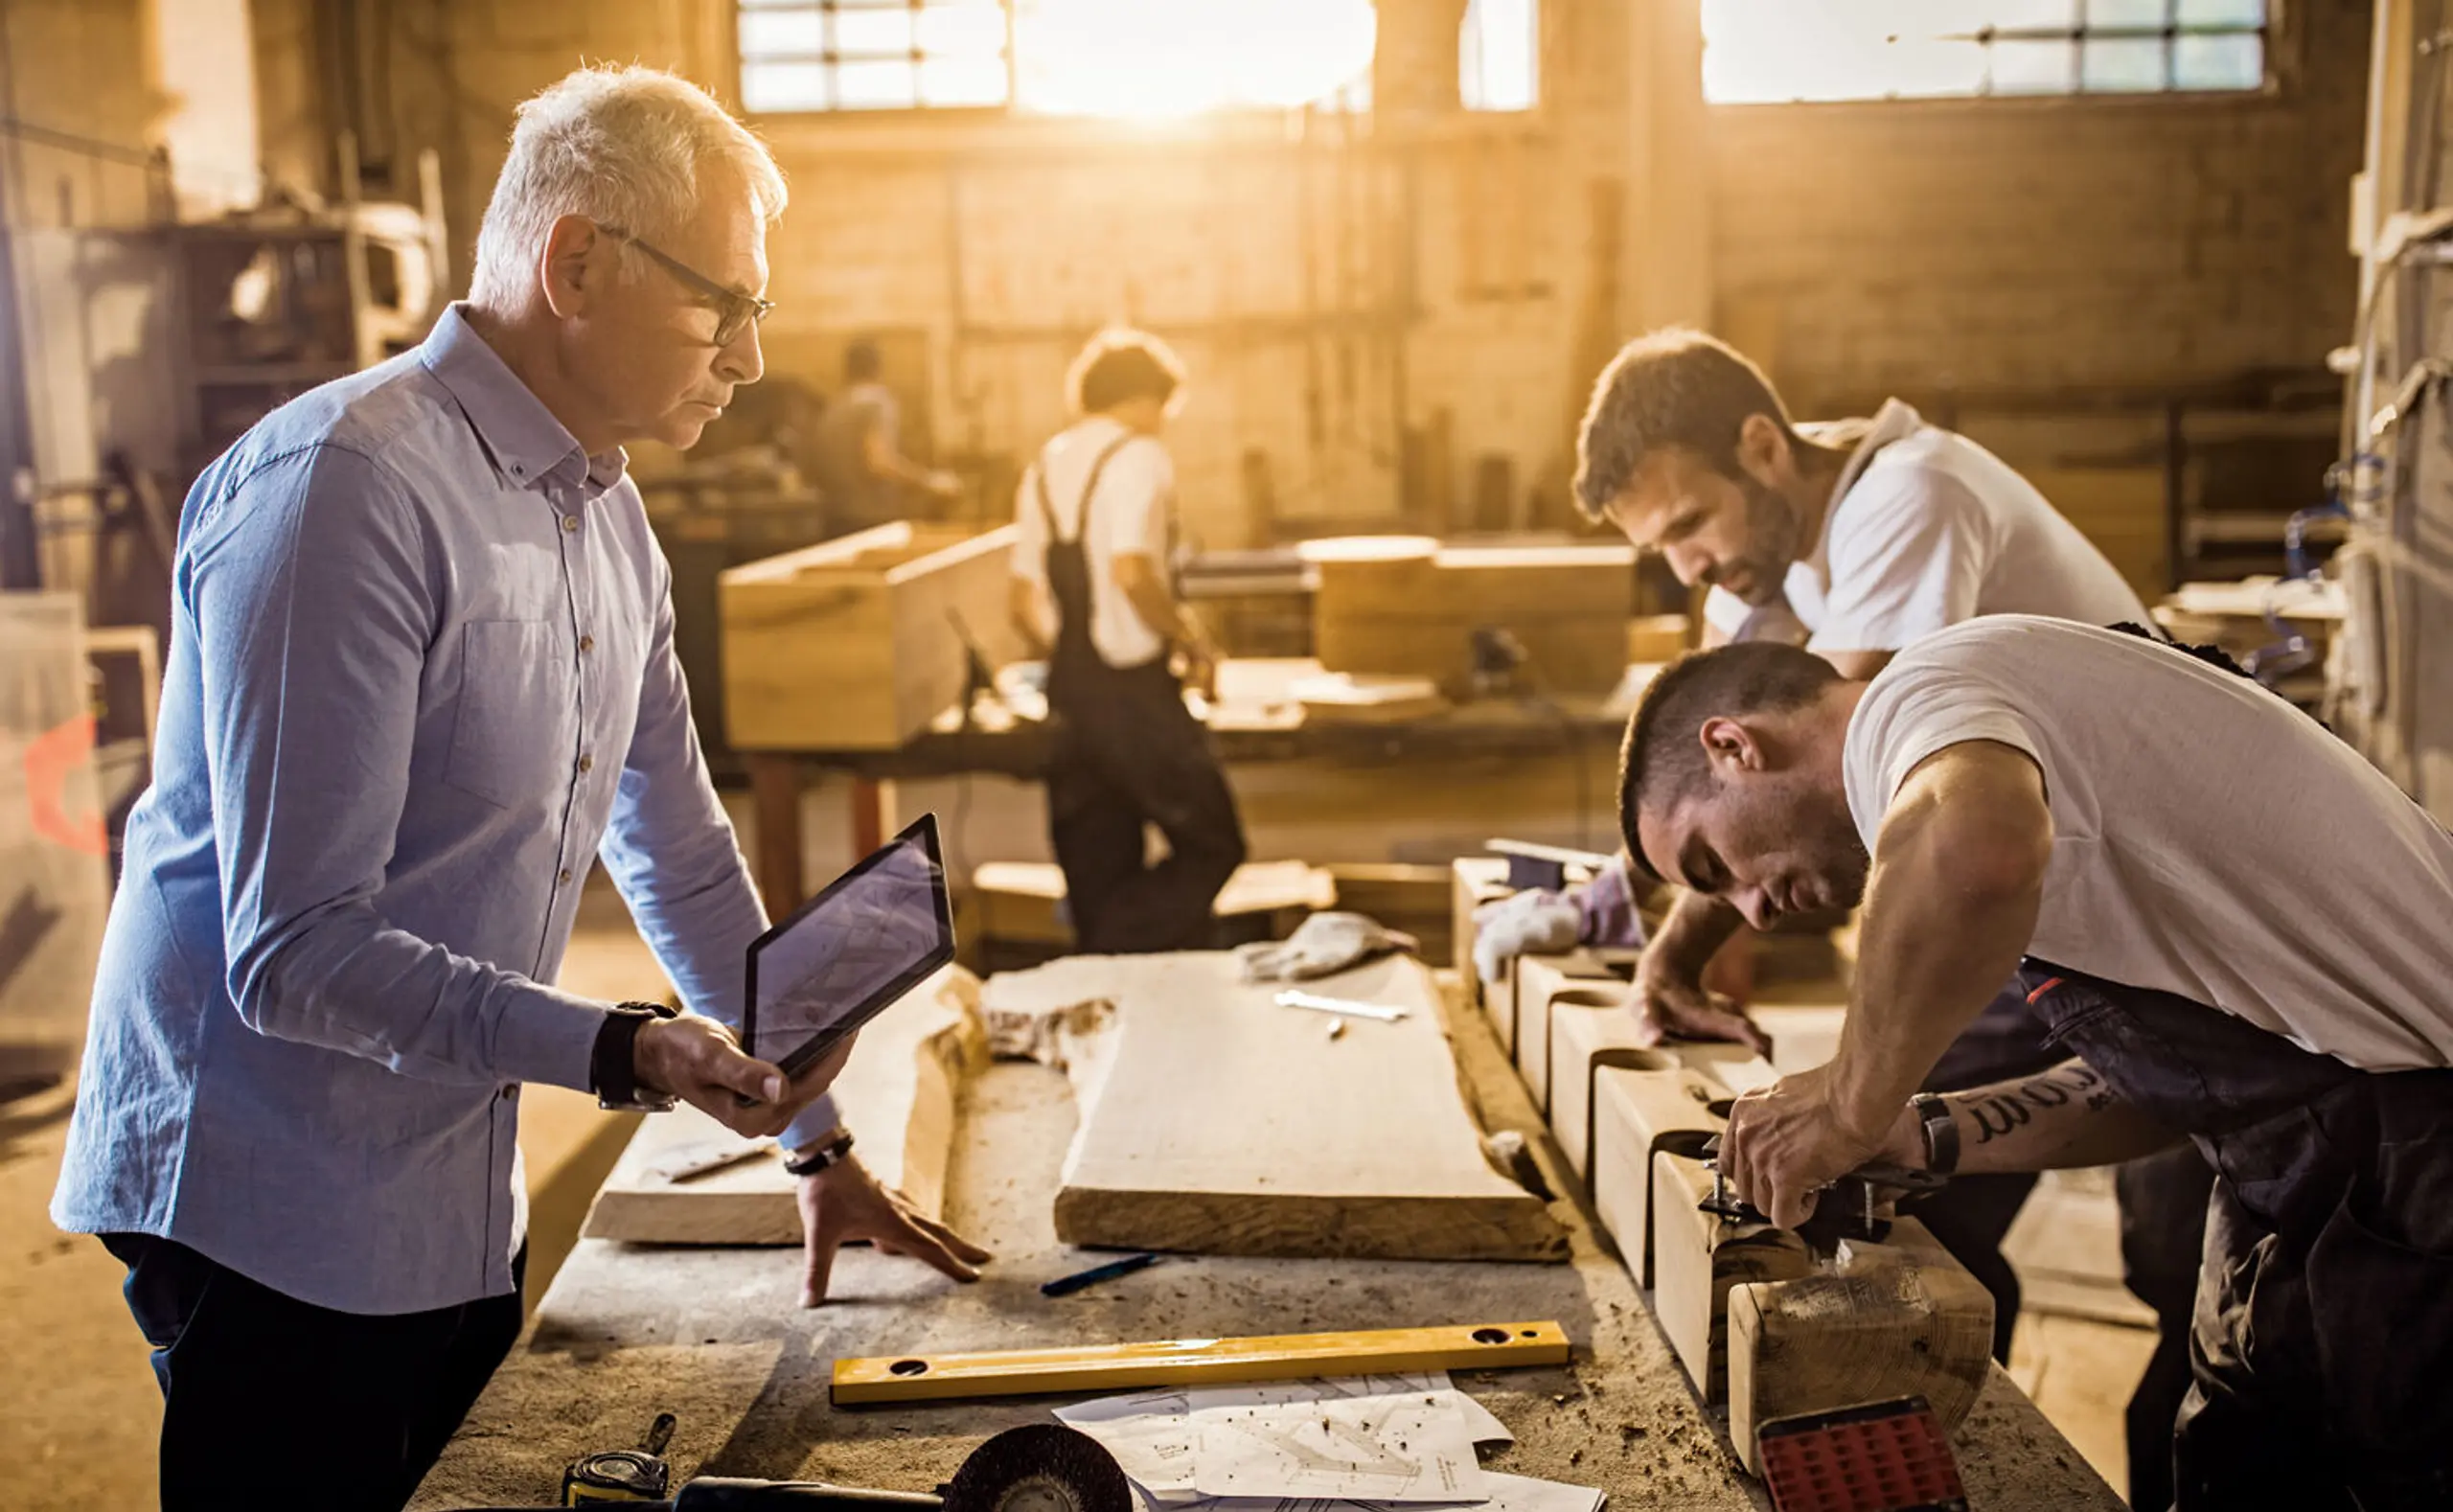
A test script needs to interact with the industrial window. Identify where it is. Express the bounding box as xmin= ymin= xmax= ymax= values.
xmin=739 ymin=0 xmax=1377 ymax=117
xmin=1461 ymin=0 xmax=1539 ymax=112
xmin=1700 ymin=1 xmax=2269 ymax=104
